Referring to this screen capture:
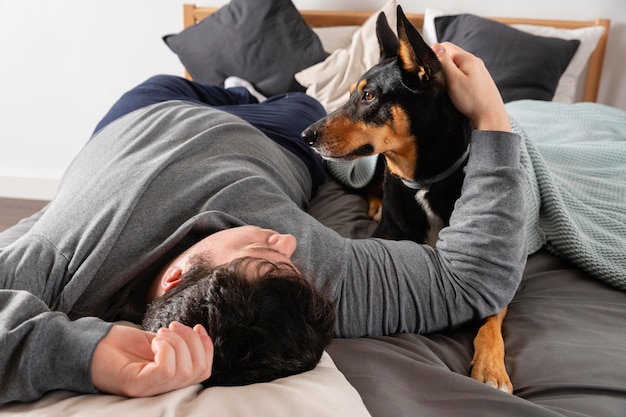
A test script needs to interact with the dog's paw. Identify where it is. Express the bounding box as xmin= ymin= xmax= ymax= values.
xmin=470 ymin=354 xmax=513 ymax=394
xmin=471 ymin=309 xmax=512 ymax=393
